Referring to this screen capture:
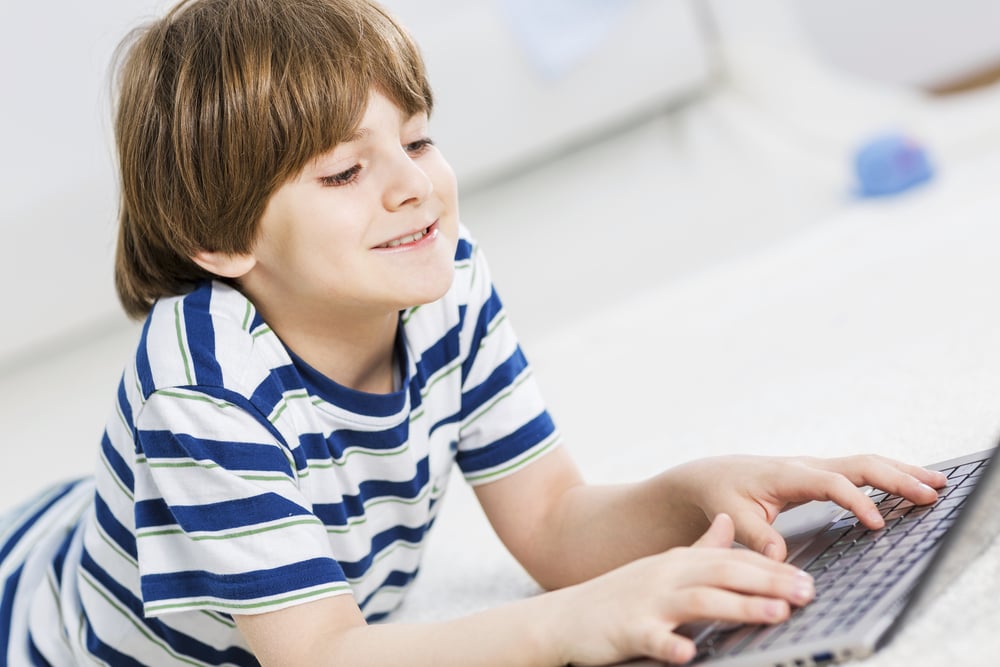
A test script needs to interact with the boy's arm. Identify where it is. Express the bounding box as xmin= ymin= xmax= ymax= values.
xmin=475 ymin=448 xmax=949 ymax=589
xmin=473 ymin=446 xmax=708 ymax=589
xmin=234 ymin=513 xmax=813 ymax=666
